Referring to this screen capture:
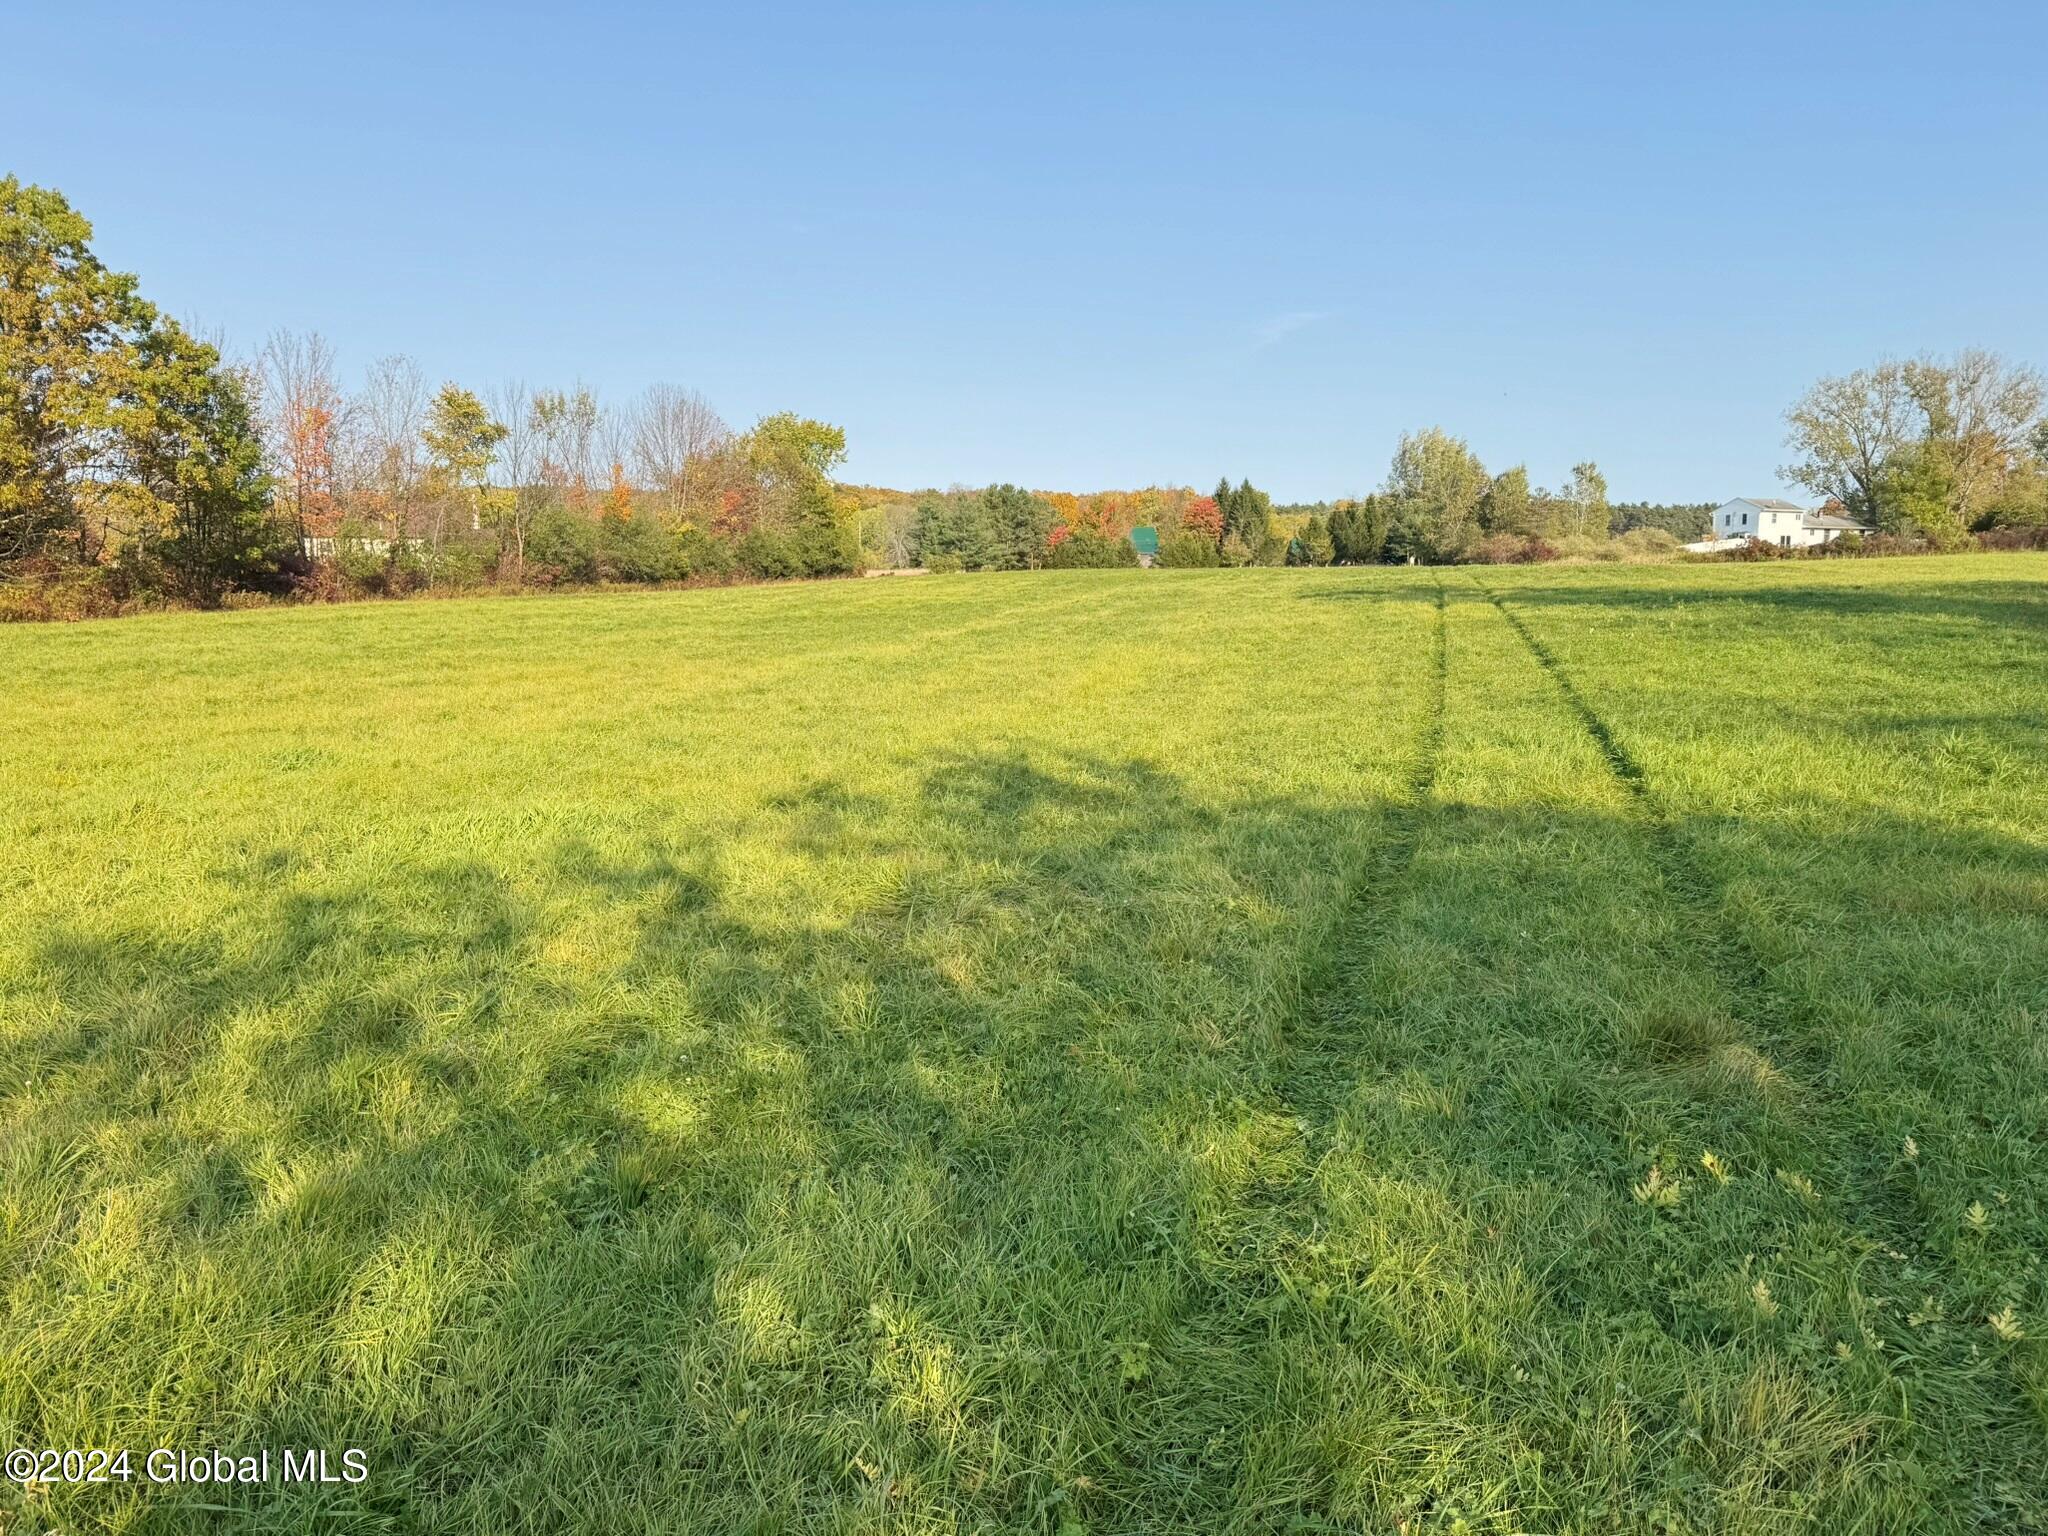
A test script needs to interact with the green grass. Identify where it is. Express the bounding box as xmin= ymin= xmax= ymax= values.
xmin=3 ymin=556 xmax=2045 ymax=1534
